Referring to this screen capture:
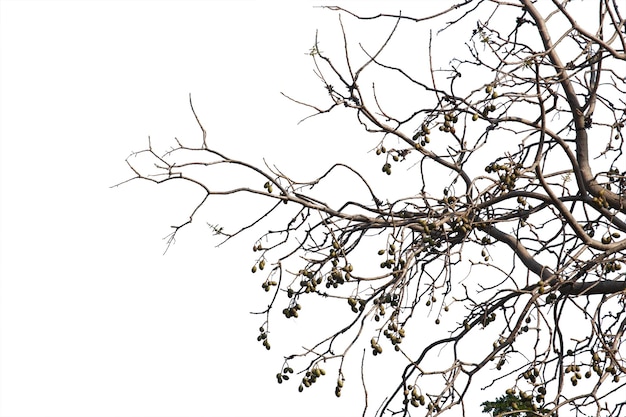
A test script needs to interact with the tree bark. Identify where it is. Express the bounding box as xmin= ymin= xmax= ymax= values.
xmin=559 ymin=280 xmax=626 ymax=295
